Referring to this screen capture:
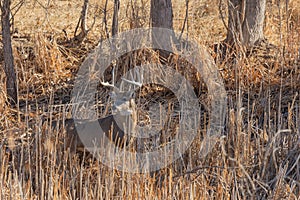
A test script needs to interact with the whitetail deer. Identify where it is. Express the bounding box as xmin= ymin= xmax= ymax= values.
xmin=51 ymin=74 xmax=142 ymax=152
